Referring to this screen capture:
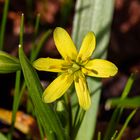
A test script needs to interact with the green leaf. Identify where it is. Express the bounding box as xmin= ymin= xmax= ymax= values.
xmin=0 ymin=133 xmax=8 ymax=140
xmin=106 ymin=96 xmax=140 ymax=109
xmin=121 ymin=73 xmax=135 ymax=99
xmin=0 ymin=51 xmax=20 ymax=73
xmin=18 ymin=45 xmax=66 ymax=140
xmin=71 ymin=0 xmax=115 ymax=139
